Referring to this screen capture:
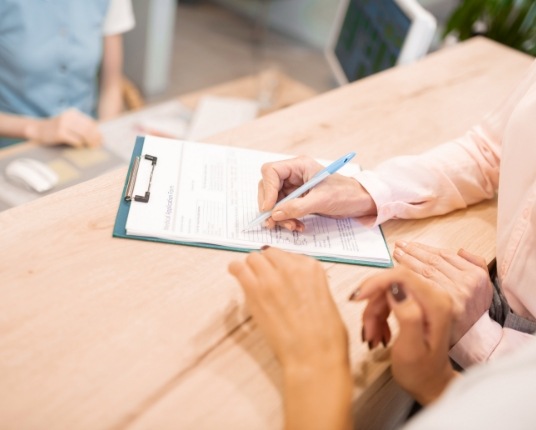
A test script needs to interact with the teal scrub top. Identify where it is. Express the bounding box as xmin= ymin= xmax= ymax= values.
xmin=0 ymin=0 xmax=111 ymax=146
